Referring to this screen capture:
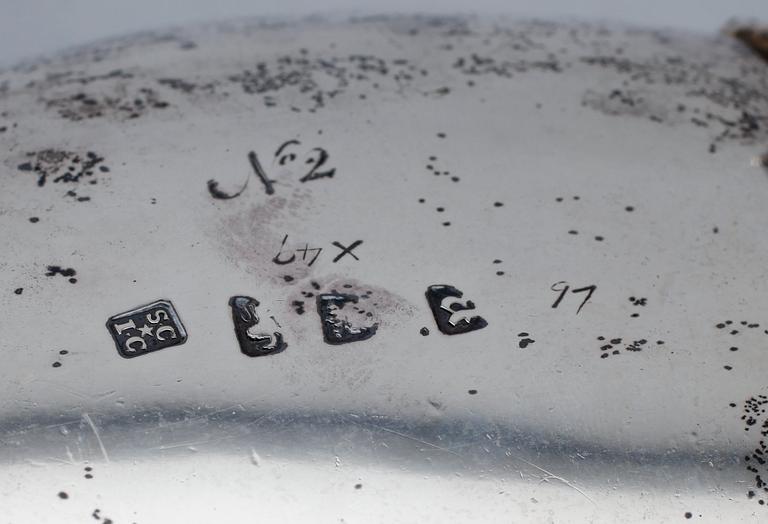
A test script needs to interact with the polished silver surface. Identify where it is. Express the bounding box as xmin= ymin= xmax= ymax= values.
xmin=1 ymin=15 xmax=767 ymax=523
